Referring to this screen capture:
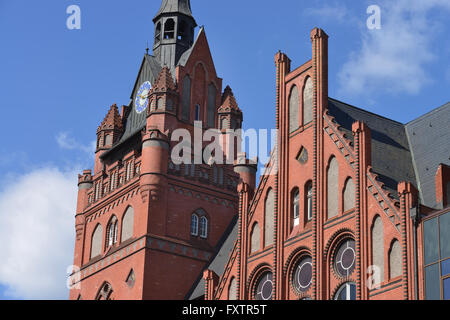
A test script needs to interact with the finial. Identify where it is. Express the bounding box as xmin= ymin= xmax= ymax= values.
xmin=146 ymin=41 xmax=149 ymax=55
